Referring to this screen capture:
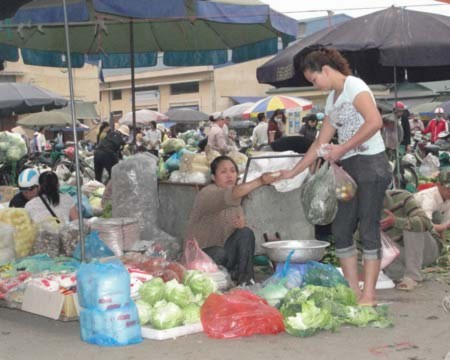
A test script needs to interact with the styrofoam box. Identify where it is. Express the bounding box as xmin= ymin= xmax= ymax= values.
xmin=141 ymin=323 xmax=203 ymax=340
